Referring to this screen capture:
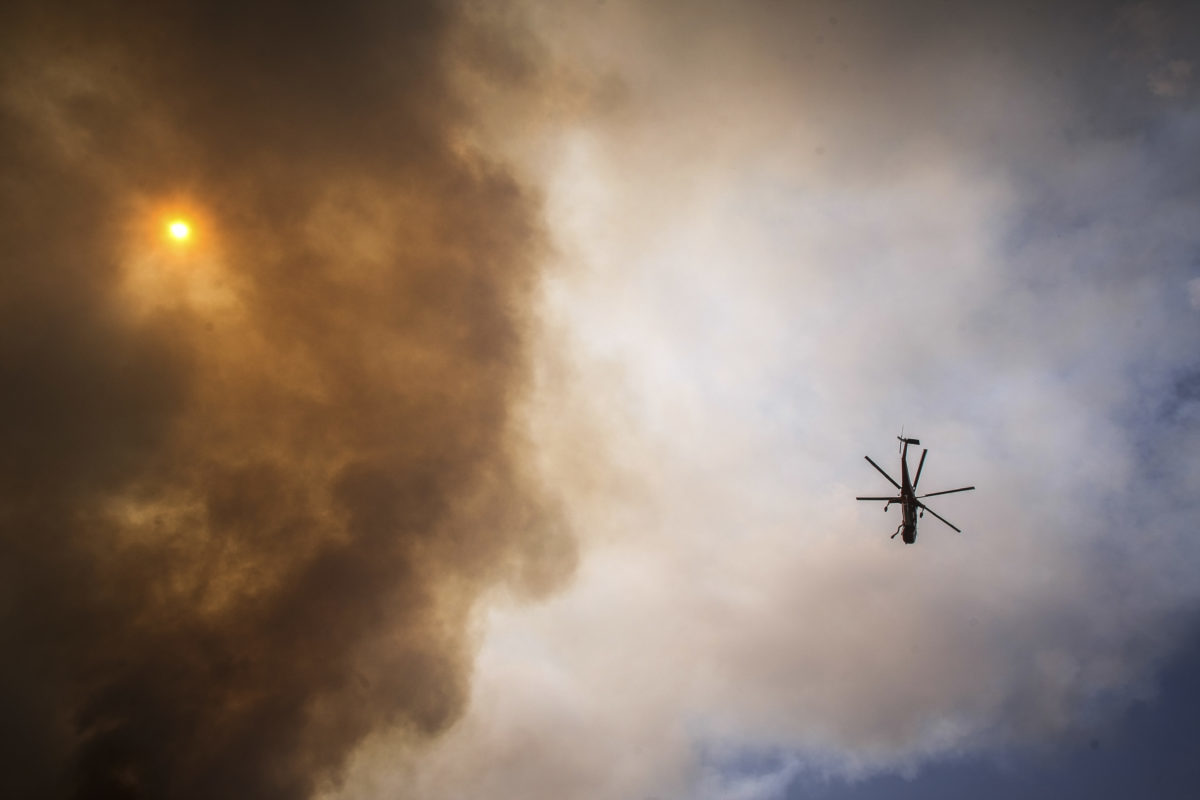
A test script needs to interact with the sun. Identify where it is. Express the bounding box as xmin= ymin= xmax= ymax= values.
xmin=167 ymin=219 xmax=191 ymax=241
